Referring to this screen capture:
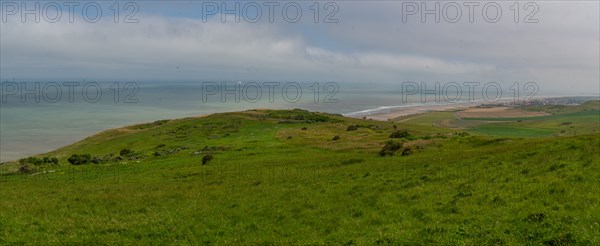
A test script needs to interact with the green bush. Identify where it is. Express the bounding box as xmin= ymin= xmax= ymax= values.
xmin=401 ymin=146 xmax=413 ymax=156
xmin=389 ymin=130 xmax=411 ymax=139
xmin=120 ymin=149 xmax=133 ymax=156
xmin=379 ymin=140 xmax=403 ymax=156
xmin=91 ymin=157 xmax=102 ymax=164
xmin=19 ymin=157 xmax=42 ymax=165
xmin=332 ymin=135 xmax=340 ymax=141
xmin=68 ymin=154 xmax=92 ymax=165
xmin=267 ymin=109 xmax=341 ymax=123
xmin=202 ymin=154 xmax=214 ymax=165
xmin=19 ymin=156 xmax=59 ymax=165
xmin=346 ymin=125 xmax=358 ymax=131
xmin=18 ymin=164 xmax=33 ymax=174
xmin=44 ymin=157 xmax=59 ymax=165
xmin=154 ymin=146 xmax=187 ymax=157
xmin=454 ymin=132 xmax=470 ymax=137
